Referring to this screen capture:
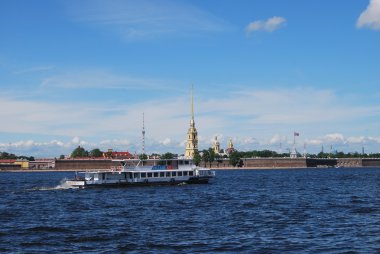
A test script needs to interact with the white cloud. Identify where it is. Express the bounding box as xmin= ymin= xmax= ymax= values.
xmin=161 ymin=138 xmax=172 ymax=146
xmin=245 ymin=16 xmax=286 ymax=35
xmin=324 ymin=133 xmax=345 ymax=143
xmin=357 ymin=0 xmax=380 ymax=30
xmin=305 ymin=134 xmax=380 ymax=152
xmin=269 ymin=134 xmax=286 ymax=145
xmin=65 ymin=0 xmax=226 ymax=39
xmin=346 ymin=136 xmax=365 ymax=144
